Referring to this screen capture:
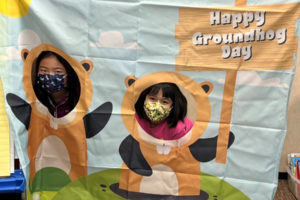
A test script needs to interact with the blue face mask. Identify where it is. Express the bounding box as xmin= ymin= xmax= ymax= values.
xmin=37 ymin=74 xmax=66 ymax=93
